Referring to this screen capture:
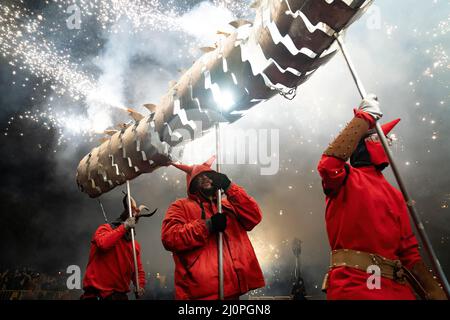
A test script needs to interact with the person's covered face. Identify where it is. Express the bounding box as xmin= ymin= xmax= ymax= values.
xmin=350 ymin=132 xmax=393 ymax=170
xmin=364 ymin=132 xmax=393 ymax=146
xmin=192 ymin=173 xmax=216 ymax=197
